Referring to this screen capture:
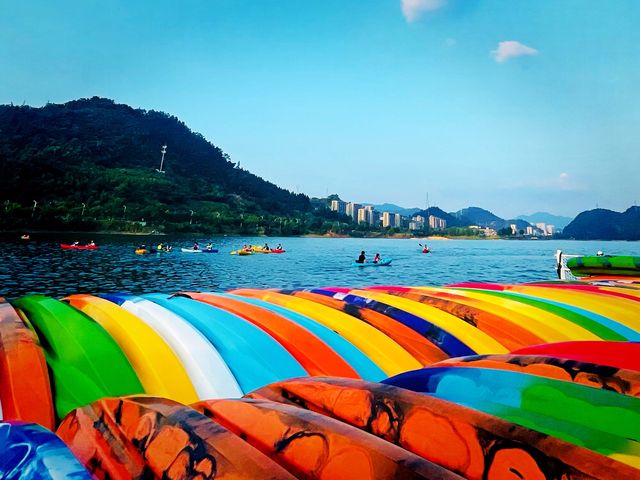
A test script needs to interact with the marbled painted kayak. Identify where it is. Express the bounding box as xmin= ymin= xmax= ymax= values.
xmin=384 ymin=366 xmax=640 ymax=466
xmin=12 ymin=295 xmax=144 ymax=420
xmin=0 ymin=299 xmax=54 ymax=430
xmin=247 ymin=377 xmax=637 ymax=479
xmin=433 ymin=354 xmax=640 ymax=396
xmin=192 ymin=398 xmax=461 ymax=480
xmin=56 ymin=396 xmax=296 ymax=479
xmin=0 ymin=421 xmax=91 ymax=479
